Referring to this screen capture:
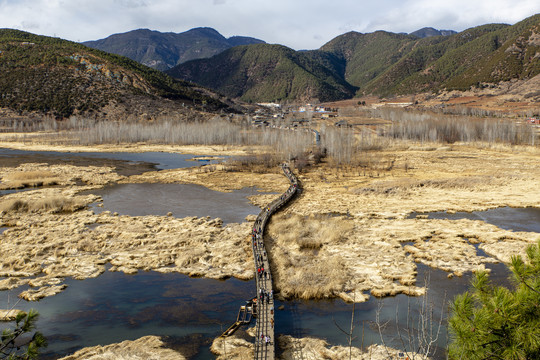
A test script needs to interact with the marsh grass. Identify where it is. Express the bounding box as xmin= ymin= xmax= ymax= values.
xmin=0 ymin=196 xmax=85 ymax=213
xmin=268 ymin=213 xmax=355 ymax=299
xmin=275 ymin=213 xmax=354 ymax=249
xmin=2 ymin=170 xmax=60 ymax=189
xmin=352 ymin=175 xmax=498 ymax=195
